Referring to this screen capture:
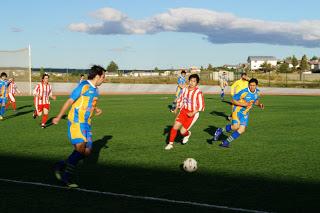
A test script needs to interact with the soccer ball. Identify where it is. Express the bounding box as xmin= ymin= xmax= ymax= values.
xmin=183 ymin=158 xmax=197 ymax=172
